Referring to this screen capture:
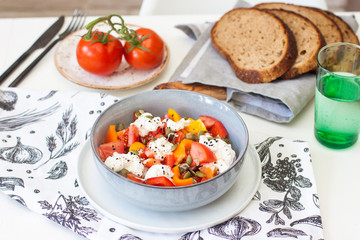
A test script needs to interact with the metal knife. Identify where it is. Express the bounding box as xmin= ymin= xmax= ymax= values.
xmin=0 ymin=16 xmax=64 ymax=84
